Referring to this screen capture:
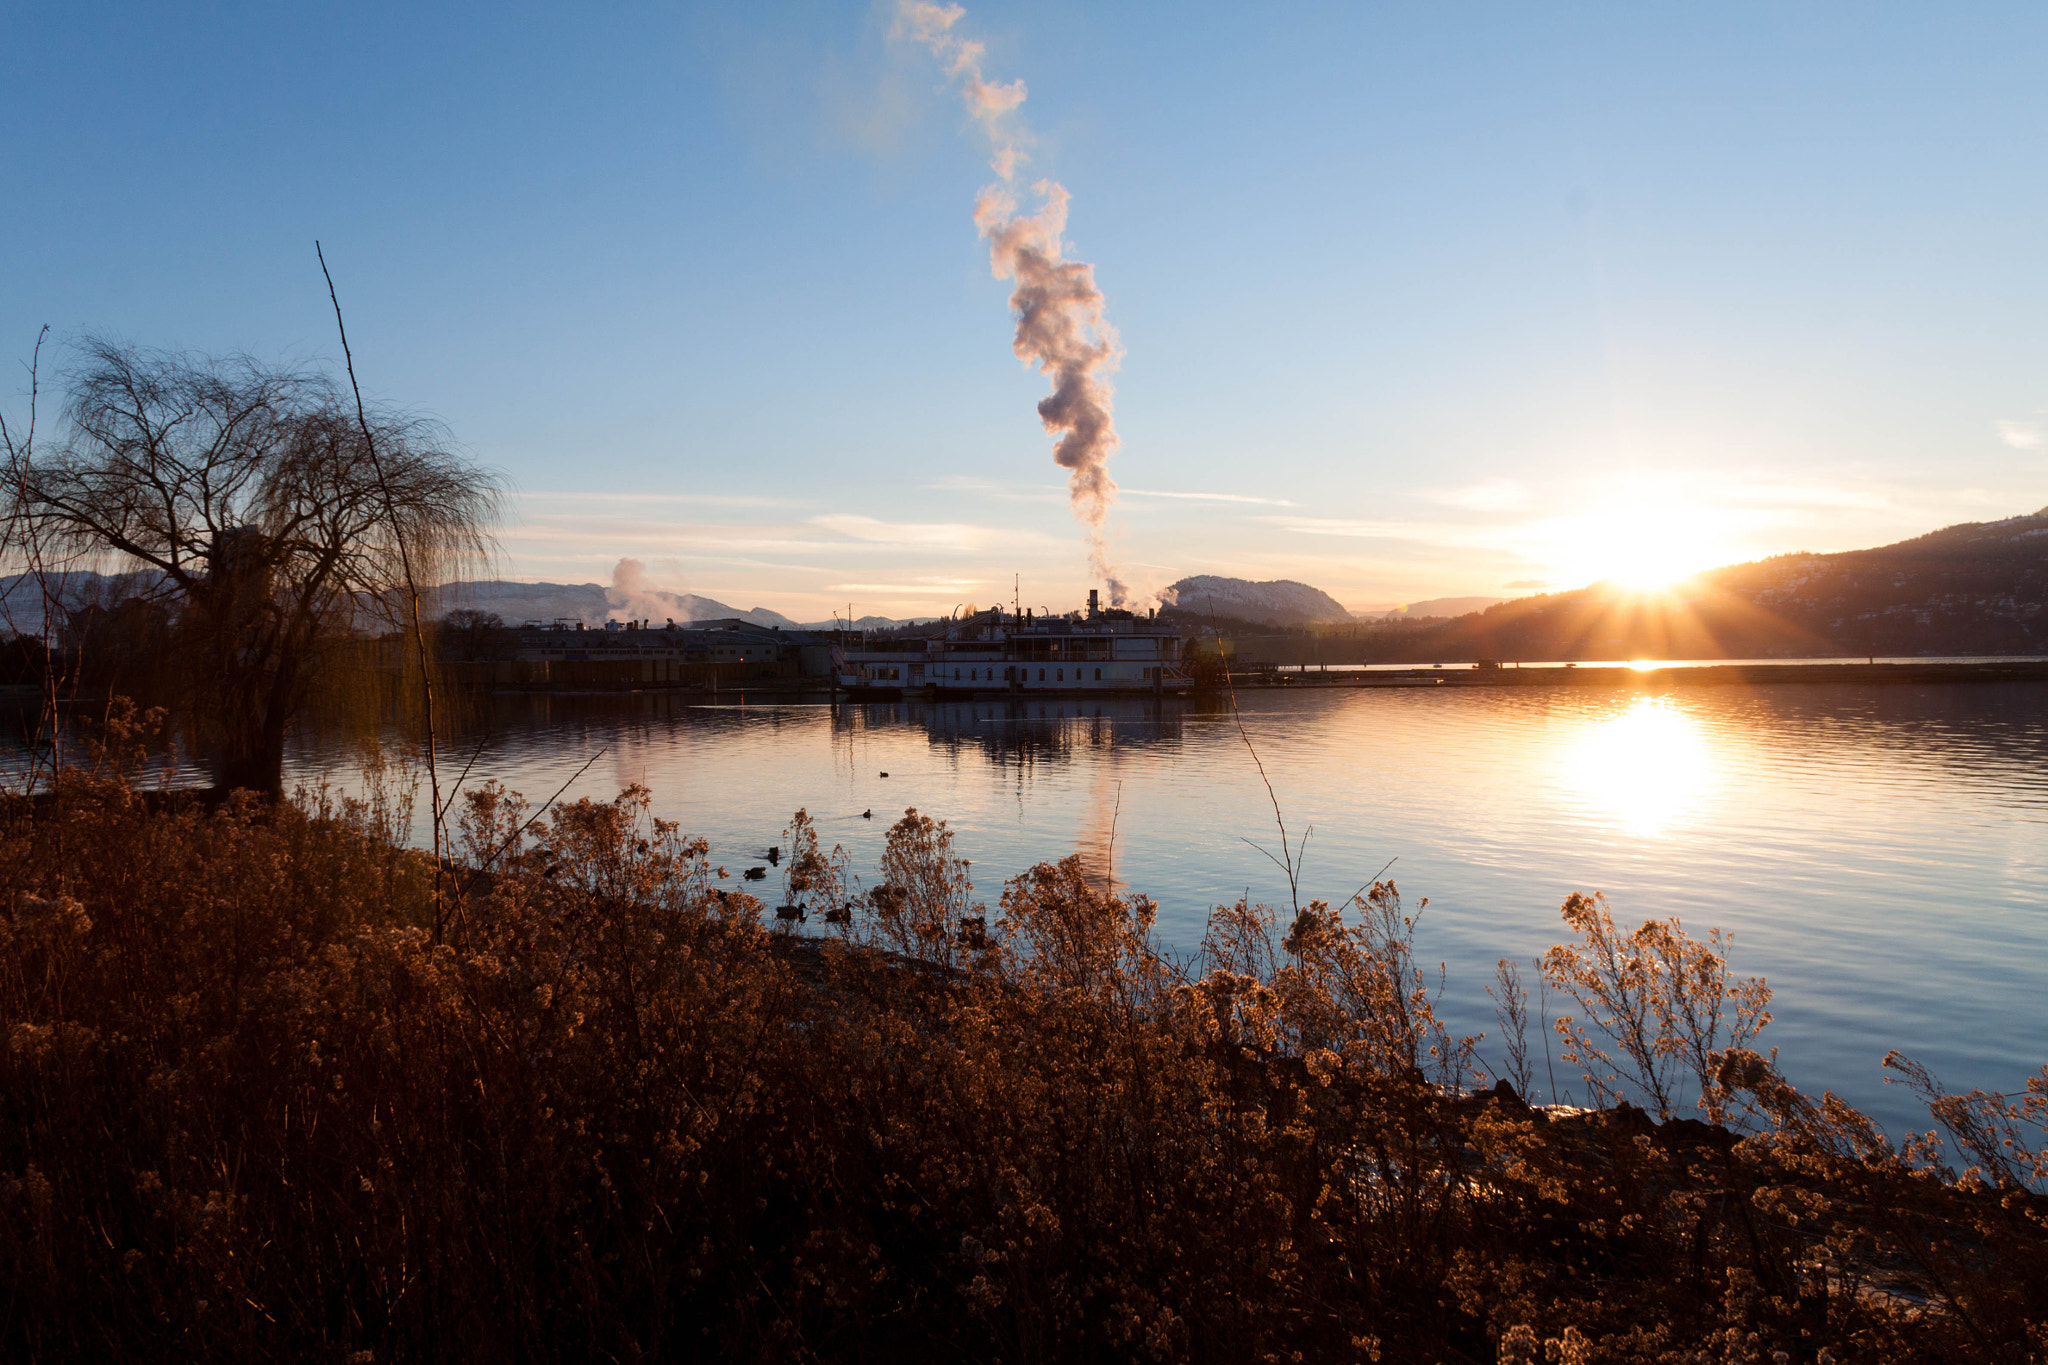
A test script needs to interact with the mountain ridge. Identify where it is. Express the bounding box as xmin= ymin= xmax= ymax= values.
xmin=1353 ymin=595 xmax=1507 ymax=621
xmin=11 ymin=504 xmax=2042 ymax=651
xmin=1160 ymin=575 xmax=1353 ymax=627
xmin=423 ymin=580 xmax=803 ymax=631
xmin=1355 ymin=508 xmax=2048 ymax=661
